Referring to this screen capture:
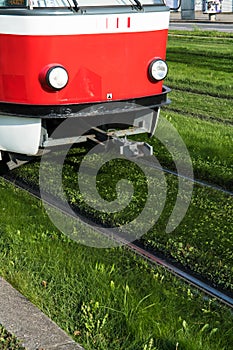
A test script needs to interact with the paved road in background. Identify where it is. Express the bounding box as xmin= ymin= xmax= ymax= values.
xmin=169 ymin=22 xmax=233 ymax=33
